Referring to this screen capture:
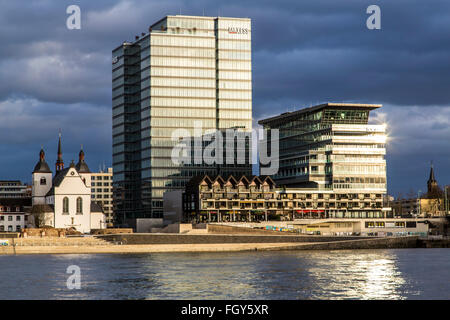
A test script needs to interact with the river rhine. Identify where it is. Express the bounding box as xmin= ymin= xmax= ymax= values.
xmin=0 ymin=248 xmax=448 ymax=299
